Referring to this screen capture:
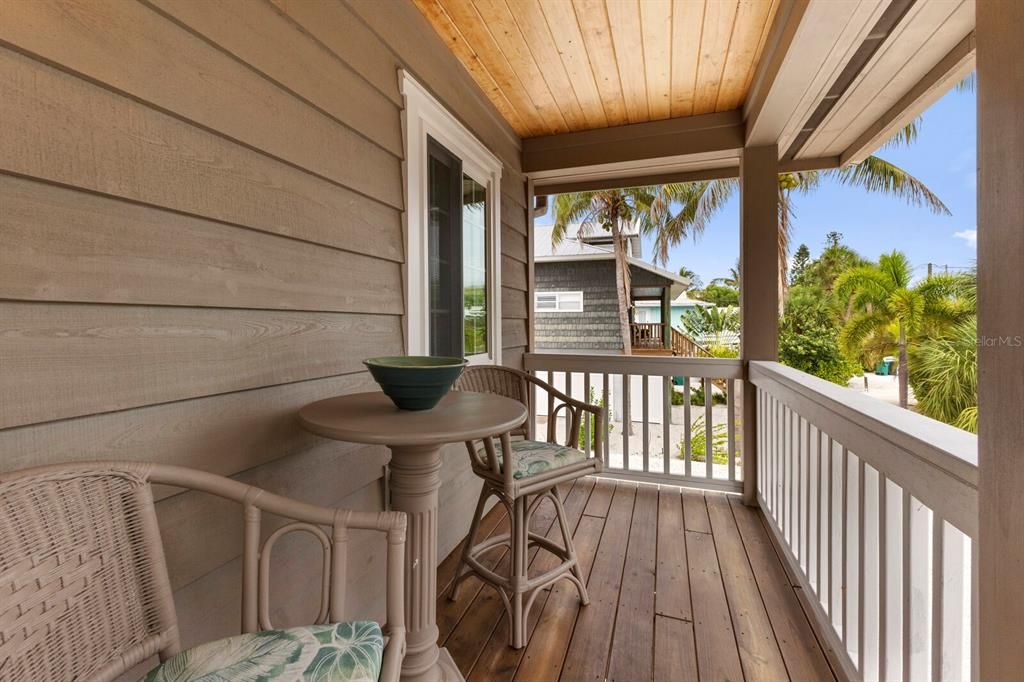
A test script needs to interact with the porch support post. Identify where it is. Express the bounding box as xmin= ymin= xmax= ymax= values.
xmin=978 ymin=2 xmax=1024 ymax=679
xmin=661 ymin=288 xmax=672 ymax=350
xmin=739 ymin=145 xmax=779 ymax=506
